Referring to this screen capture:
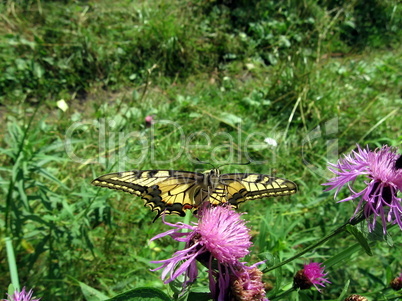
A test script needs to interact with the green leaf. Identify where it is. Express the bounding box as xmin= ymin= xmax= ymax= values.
xmin=0 ymin=147 xmax=16 ymax=158
xmin=176 ymin=286 xmax=189 ymax=301
xmin=278 ymin=35 xmax=291 ymax=48
xmin=384 ymin=232 xmax=394 ymax=247
xmin=219 ymin=112 xmax=242 ymax=127
xmin=36 ymin=167 xmax=69 ymax=190
xmin=16 ymin=178 xmax=29 ymax=209
xmin=187 ymin=291 xmax=211 ymax=301
xmin=178 ymin=286 xmax=210 ymax=301
xmin=105 ymin=287 xmax=172 ymax=301
xmin=33 ymin=62 xmax=44 ymax=78
xmin=169 ymin=276 xmax=185 ymax=296
xmin=7 ymin=283 xmax=16 ymax=298
xmin=23 ymin=215 xmax=51 ymax=227
xmin=5 ymin=238 xmax=20 ymax=291
xmin=297 ymin=291 xmax=313 ymax=300
xmin=336 ymin=280 xmax=350 ymax=301
xmin=79 ymin=281 xmax=109 ymax=301
xmin=290 ymin=290 xmax=300 ymax=301
xmin=346 ymin=224 xmax=372 ymax=256
xmin=367 ymin=222 xmax=387 ymax=242
xmin=323 ymin=243 xmax=361 ymax=268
